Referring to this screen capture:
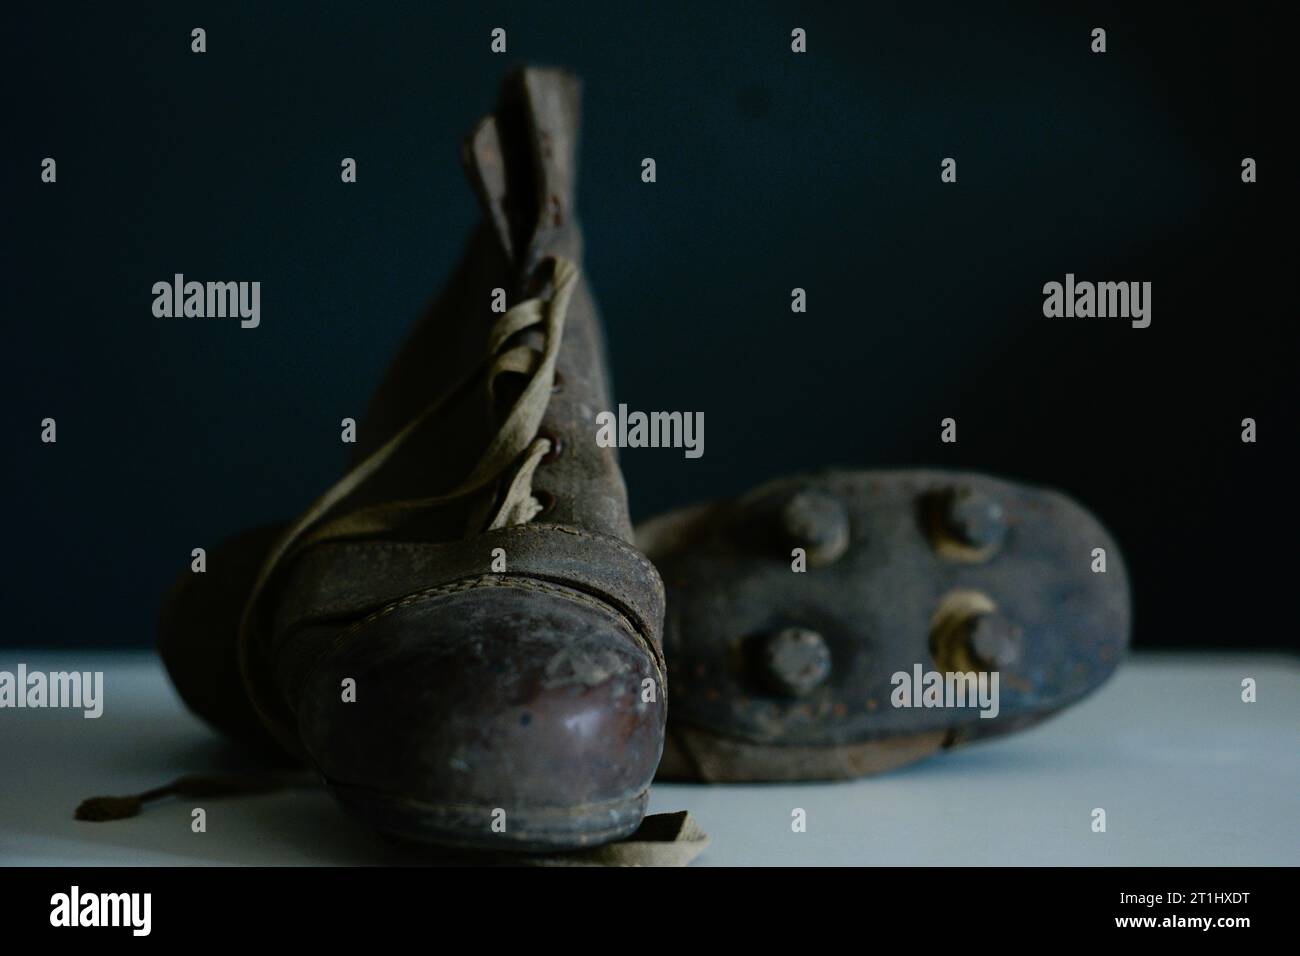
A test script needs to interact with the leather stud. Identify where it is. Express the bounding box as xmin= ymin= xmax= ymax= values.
xmin=779 ymin=490 xmax=849 ymax=566
xmin=968 ymin=612 xmax=1022 ymax=669
xmin=759 ymin=627 xmax=832 ymax=697
xmin=945 ymin=488 xmax=1006 ymax=551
